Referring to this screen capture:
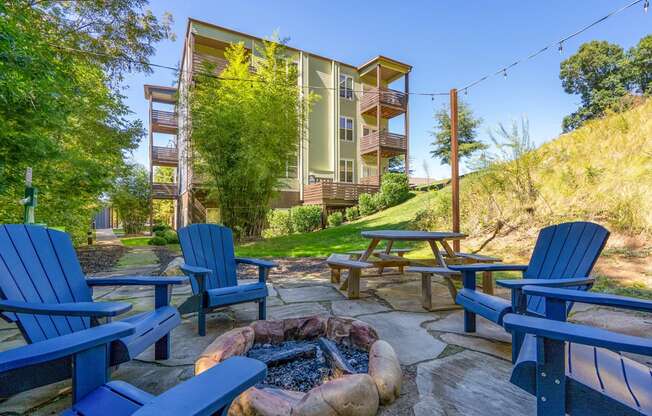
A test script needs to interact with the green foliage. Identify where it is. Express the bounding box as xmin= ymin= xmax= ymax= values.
xmin=411 ymin=191 xmax=452 ymax=231
xmin=162 ymin=229 xmax=179 ymax=244
xmin=380 ymin=173 xmax=410 ymax=208
xmin=190 ymin=38 xmax=317 ymax=238
xmin=148 ymin=236 xmax=167 ymax=246
xmin=560 ymin=36 xmax=652 ymax=131
xmin=358 ymin=193 xmax=379 ymax=216
xmin=290 ymin=205 xmax=322 ymax=233
xmin=430 ymin=100 xmax=486 ymax=164
xmin=152 ymin=224 xmax=171 ymax=233
xmin=108 ymin=164 xmax=150 ymax=234
xmin=327 ymin=212 xmax=343 ymax=228
xmin=0 ymin=1 xmax=172 ymax=244
xmin=263 ymin=209 xmax=293 ymax=238
xmin=345 ymin=206 xmax=360 ymax=222
xmin=152 ymin=167 xmax=175 ymax=227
